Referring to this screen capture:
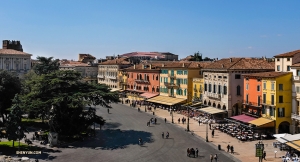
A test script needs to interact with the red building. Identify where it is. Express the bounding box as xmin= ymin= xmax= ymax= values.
xmin=124 ymin=63 xmax=163 ymax=100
